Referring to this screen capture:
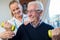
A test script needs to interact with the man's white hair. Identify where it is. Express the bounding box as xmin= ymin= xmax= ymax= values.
xmin=28 ymin=1 xmax=44 ymax=11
